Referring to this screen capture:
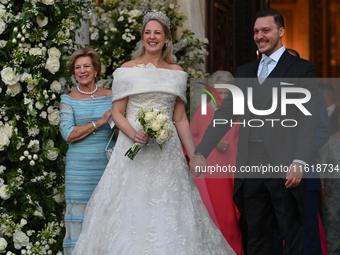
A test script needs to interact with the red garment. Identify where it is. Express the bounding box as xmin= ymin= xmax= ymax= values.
xmin=190 ymin=105 xmax=243 ymax=255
